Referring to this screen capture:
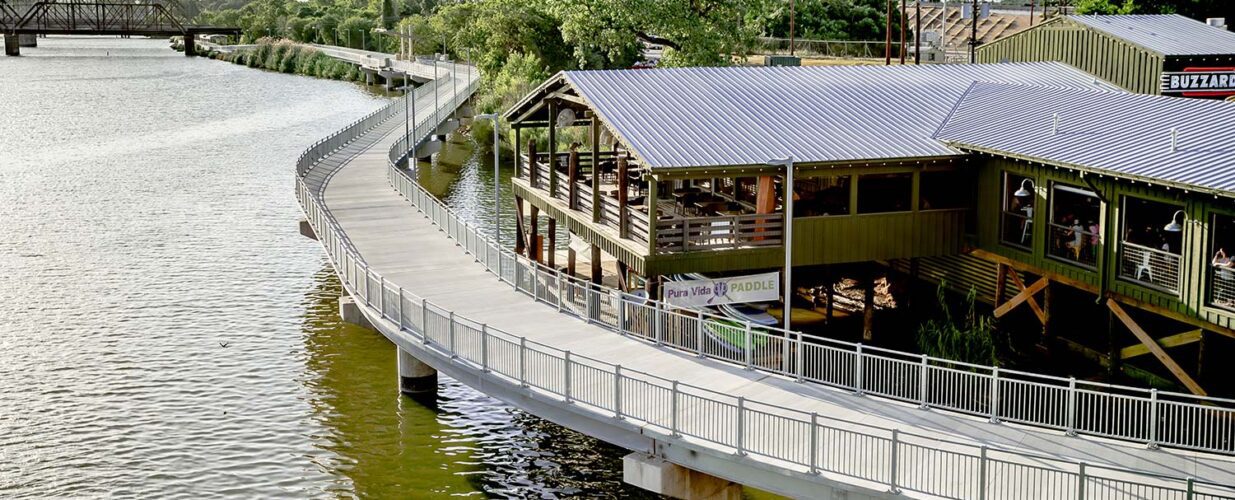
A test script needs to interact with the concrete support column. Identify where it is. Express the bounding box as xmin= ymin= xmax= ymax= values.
xmin=623 ymin=453 xmax=741 ymax=500
xmin=339 ymin=294 xmax=374 ymax=330
xmin=183 ymin=35 xmax=195 ymax=57
xmin=18 ymin=34 xmax=37 ymax=47
xmin=398 ymin=346 xmax=437 ymax=395
xmin=5 ymin=35 xmax=20 ymax=56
